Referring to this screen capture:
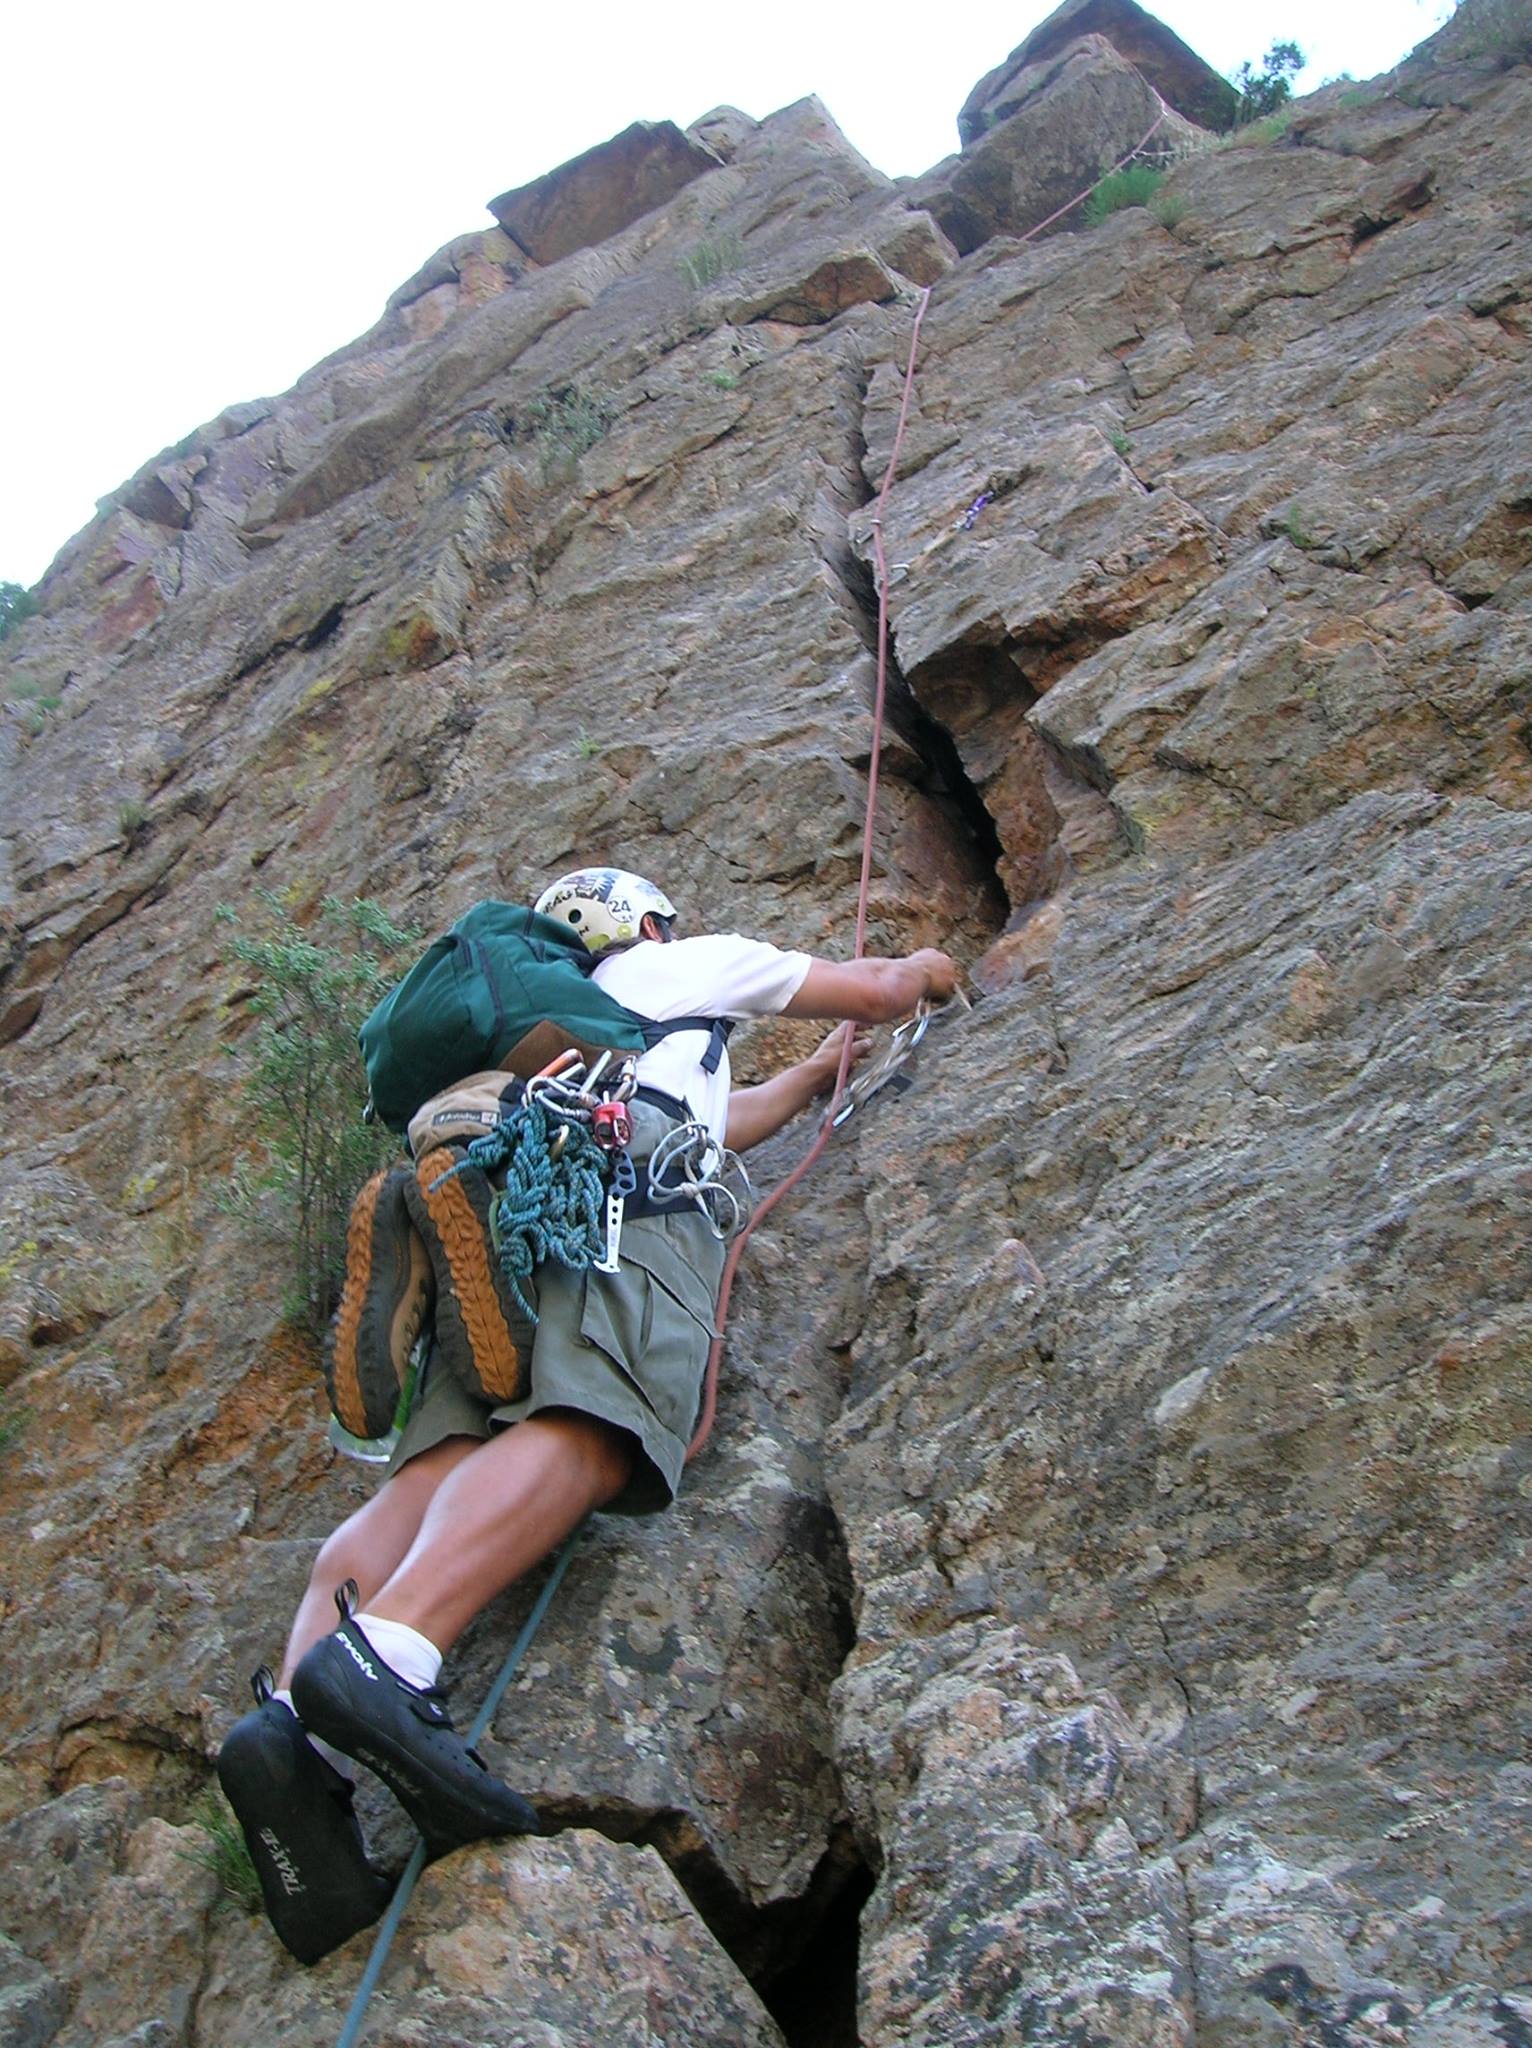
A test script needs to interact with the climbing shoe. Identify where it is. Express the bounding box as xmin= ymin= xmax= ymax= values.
xmin=290 ymin=1595 xmax=540 ymax=1858
xmin=215 ymin=1667 xmax=393 ymax=1966
xmin=401 ymin=1144 xmax=529 ymax=1405
xmin=325 ymin=1161 xmax=434 ymax=1441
